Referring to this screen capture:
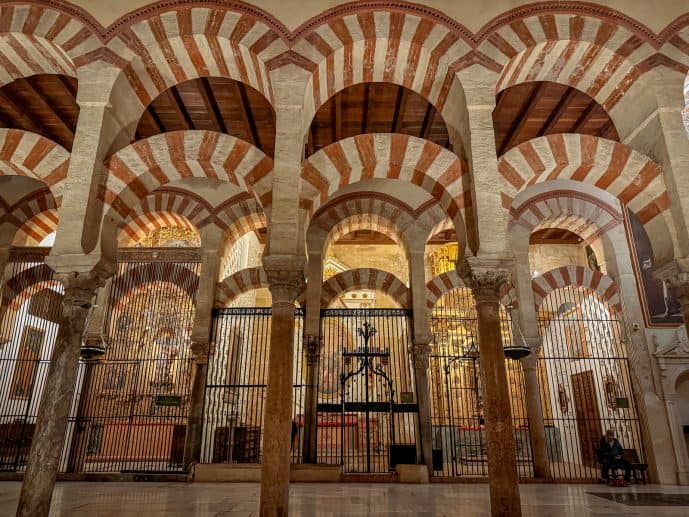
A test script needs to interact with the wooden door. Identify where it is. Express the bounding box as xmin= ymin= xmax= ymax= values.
xmin=213 ymin=427 xmax=231 ymax=463
xmin=169 ymin=425 xmax=187 ymax=466
xmin=571 ymin=371 xmax=601 ymax=468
